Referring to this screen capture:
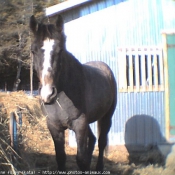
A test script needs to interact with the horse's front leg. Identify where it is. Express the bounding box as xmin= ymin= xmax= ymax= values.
xmin=72 ymin=114 xmax=89 ymax=171
xmin=47 ymin=118 xmax=66 ymax=170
